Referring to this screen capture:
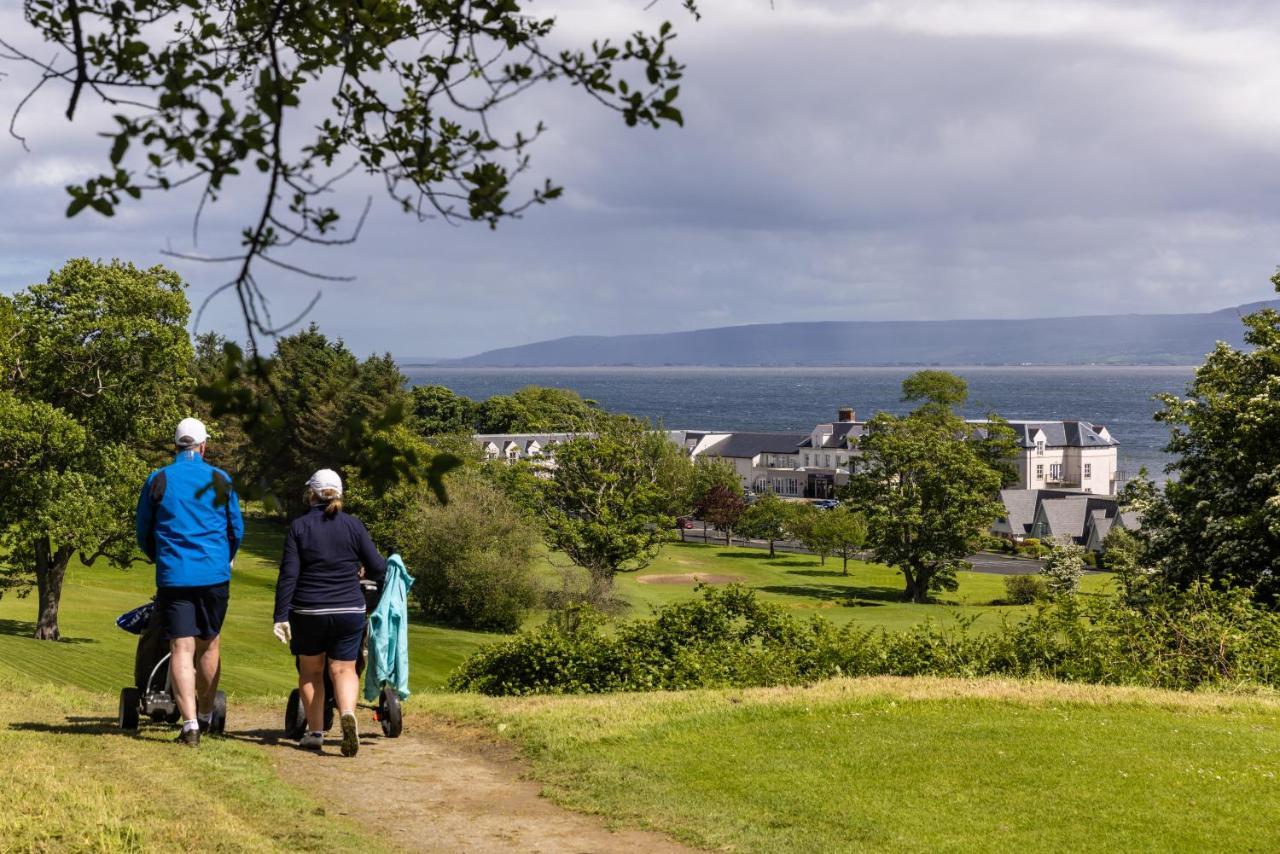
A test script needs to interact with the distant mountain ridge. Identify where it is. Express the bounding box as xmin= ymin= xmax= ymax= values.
xmin=444 ymin=300 xmax=1280 ymax=367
